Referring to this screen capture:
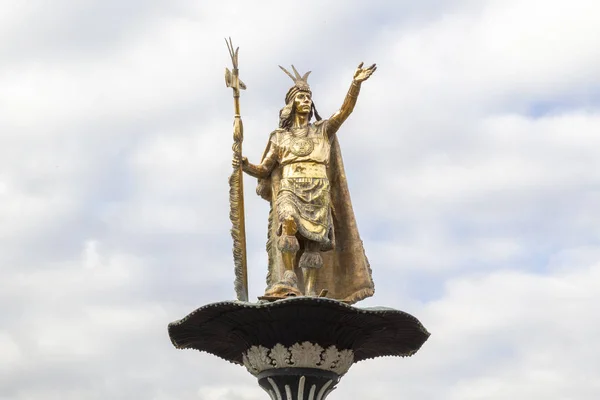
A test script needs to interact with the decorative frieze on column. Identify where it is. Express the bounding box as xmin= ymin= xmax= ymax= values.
xmin=243 ymin=342 xmax=353 ymax=376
